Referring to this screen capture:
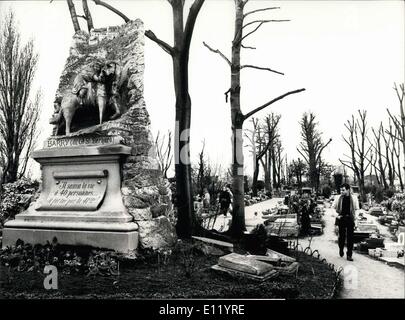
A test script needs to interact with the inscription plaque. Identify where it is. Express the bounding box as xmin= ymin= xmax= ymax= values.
xmin=44 ymin=135 xmax=123 ymax=149
xmin=37 ymin=170 xmax=108 ymax=211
